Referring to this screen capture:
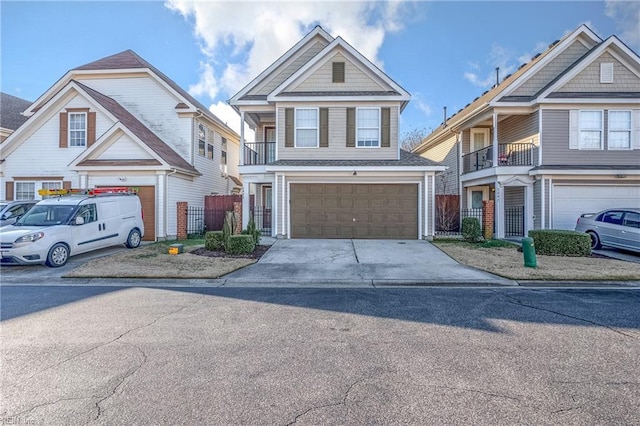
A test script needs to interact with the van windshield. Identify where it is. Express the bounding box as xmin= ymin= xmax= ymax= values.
xmin=15 ymin=205 xmax=77 ymax=226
